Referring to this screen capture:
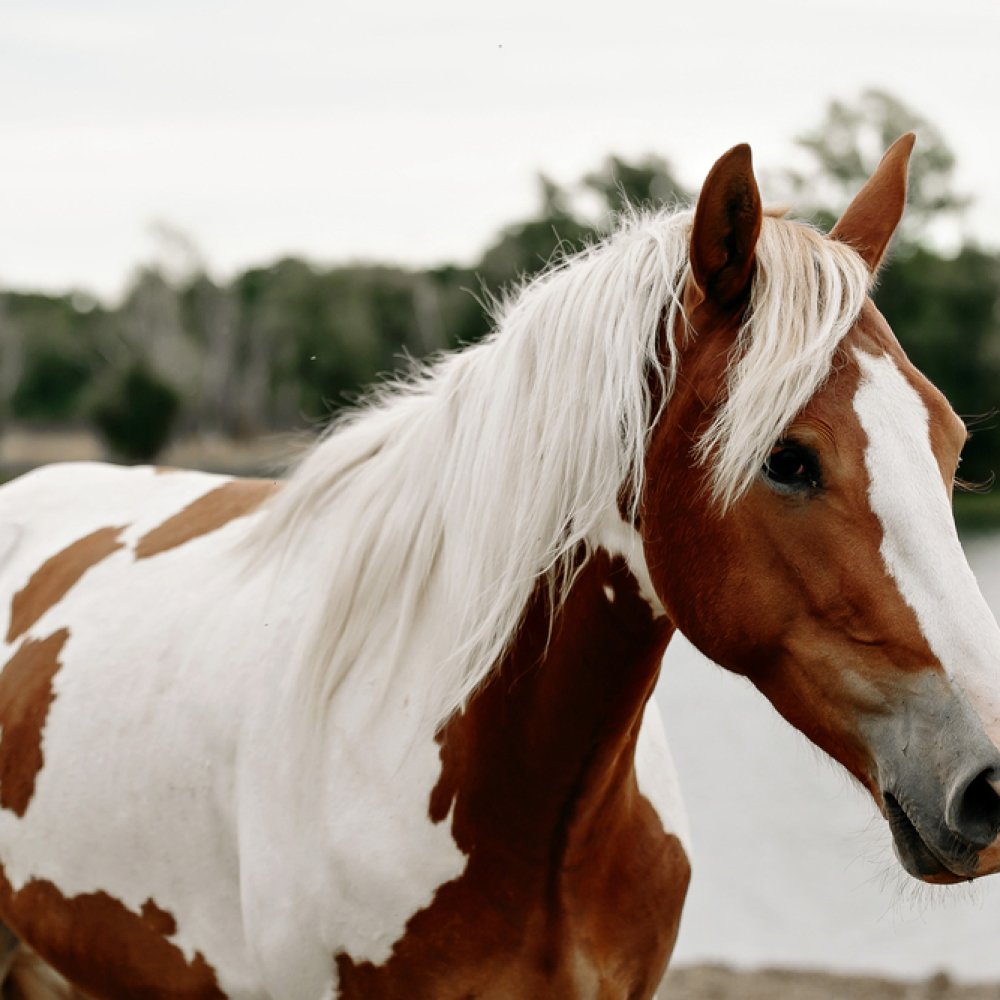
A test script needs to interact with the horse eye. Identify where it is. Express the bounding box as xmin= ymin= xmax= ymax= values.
xmin=763 ymin=442 xmax=821 ymax=491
